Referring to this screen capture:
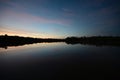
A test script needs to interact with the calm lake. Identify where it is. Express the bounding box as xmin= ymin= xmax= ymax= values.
xmin=0 ymin=42 xmax=120 ymax=79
